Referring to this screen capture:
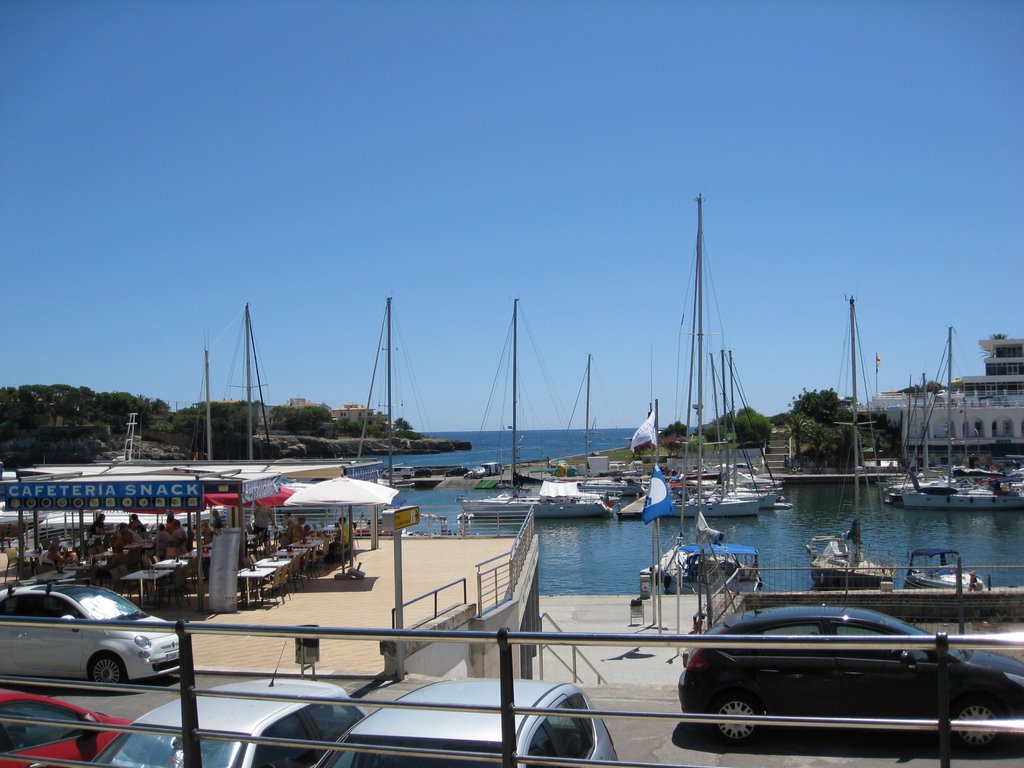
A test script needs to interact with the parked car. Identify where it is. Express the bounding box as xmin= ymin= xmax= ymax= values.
xmin=679 ymin=604 xmax=1024 ymax=748
xmin=316 ymin=678 xmax=617 ymax=767
xmin=0 ymin=688 xmax=129 ymax=767
xmin=0 ymin=583 xmax=179 ymax=684
xmin=95 ymin=678 xmax=365 ymax=768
